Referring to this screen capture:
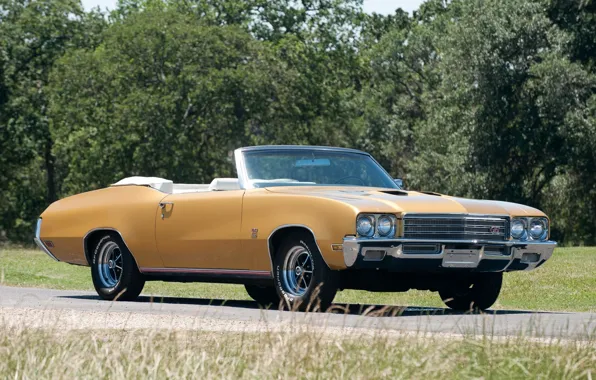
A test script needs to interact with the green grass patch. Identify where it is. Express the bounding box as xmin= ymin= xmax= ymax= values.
xmin=0 ymin=326 xmax=594 ymax=379
xmin=1 ymin=246 xmax=595 ymax=312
